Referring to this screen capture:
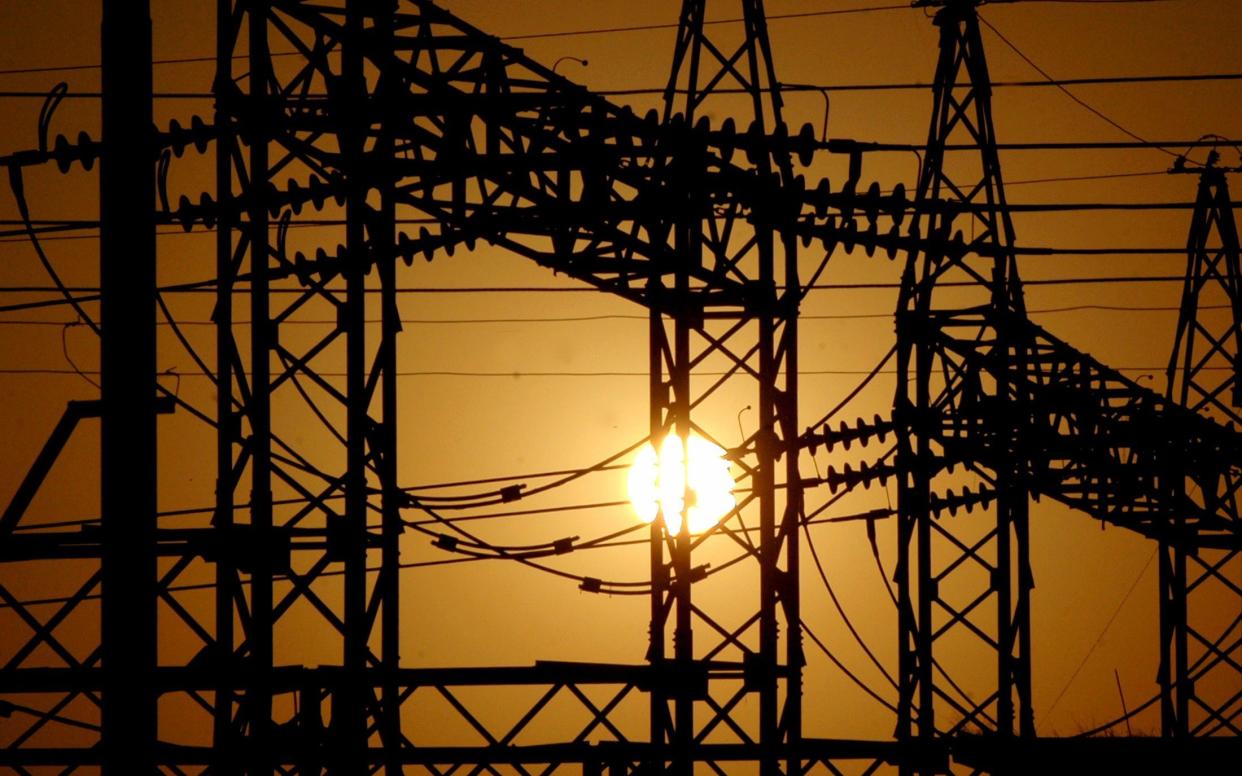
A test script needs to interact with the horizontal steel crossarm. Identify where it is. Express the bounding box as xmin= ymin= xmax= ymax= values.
xmin=0 ymin=660 xmax=754 ymax=693
xmin=924 ymin=311 xmax=1242 ymax=545
xmin=173 ymin=2 xmax=961 ymax=316
xmin=206 ymin=1 xmax=827 ymax=313
xmin=0 ymin=740 xmax=906 ymax=768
